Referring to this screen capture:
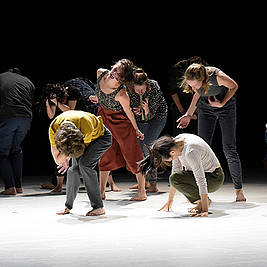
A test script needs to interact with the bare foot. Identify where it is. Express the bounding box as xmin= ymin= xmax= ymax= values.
xmin=235 ymin=189 xmax=246 ymax=202
xmin=51 ymin=186 xmax=62 ymax=193
xmin=40 ymin=183 xmax=55 ymax=190
xmin=129 ymin=181 xmax=150 ymax=190
xmin=86 ymin=208 xmax=105 ymax=216
xmin=56 ymin=207 xmax=70 ymax=215
xmin=0 ymin=187 xmax=17 ymax=195
xmin=146 ymin=183 xmax=159 ymax=193
xmin=16 ymin=188 xmax=23 ymax=194
xmin=110 ymin=183 xmax=121 ymax=192
xmin=130 ymin=193 xmax=147 ymax=201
